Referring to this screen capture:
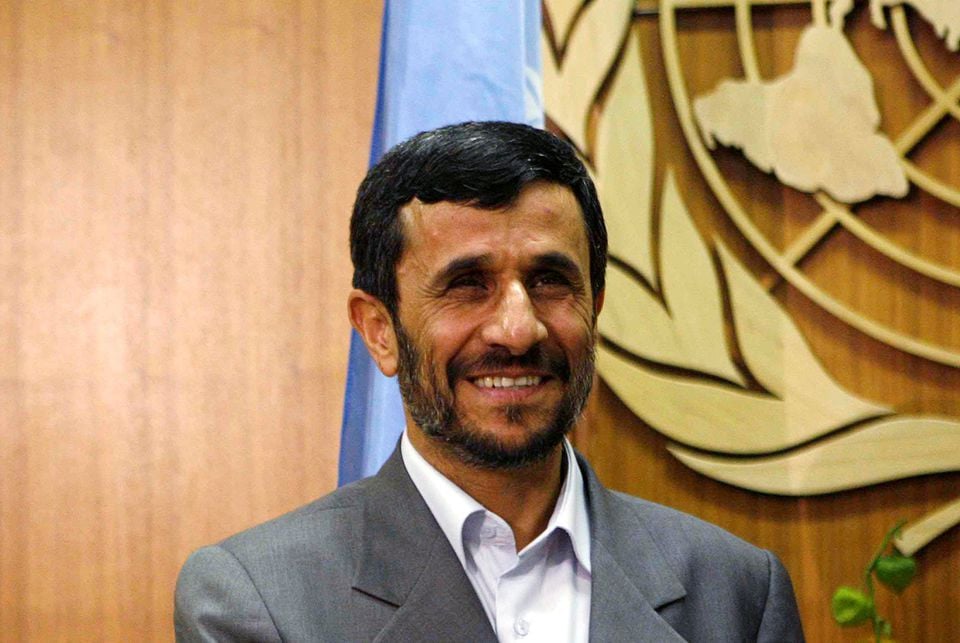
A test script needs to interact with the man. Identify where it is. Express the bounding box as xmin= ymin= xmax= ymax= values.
xmin=175 ymin=121 xmax=804 ymax=641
